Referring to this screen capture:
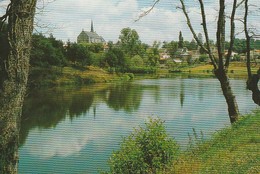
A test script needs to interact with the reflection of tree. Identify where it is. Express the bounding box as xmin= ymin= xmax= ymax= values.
xmin=69 ymin=93 xmax=94 ymax=118
xmin=20 ymin=87 xmax=94 ymax=146
xmin=198 ymin=80 xmax=204 ymax=102
xmin=180 ymin=79 xmax=185 ymax=108
xmin=106 ymin=83 xmax=143 ymax=113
